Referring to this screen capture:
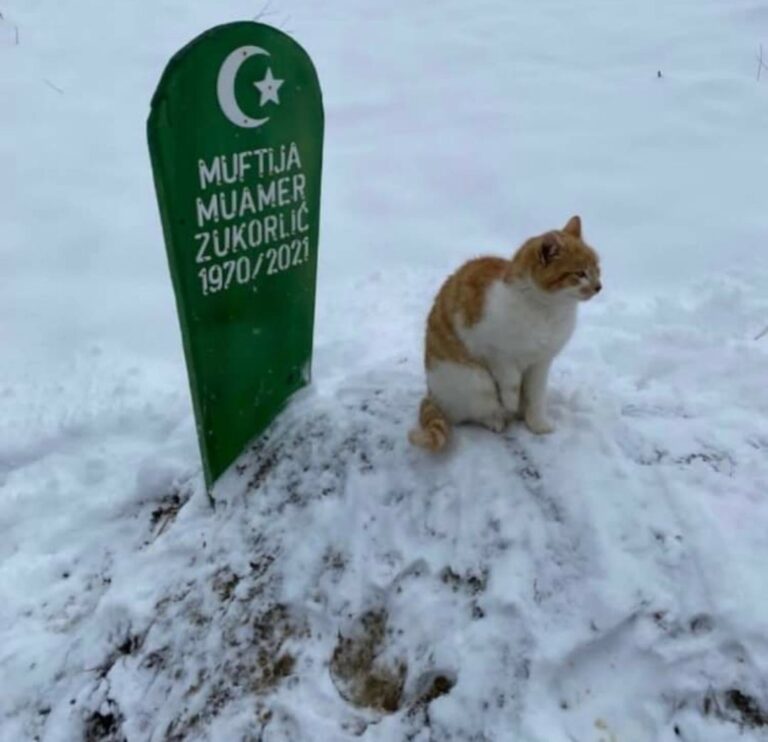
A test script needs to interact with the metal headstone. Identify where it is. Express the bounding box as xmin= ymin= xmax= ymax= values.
xmin=148 ymin=22 xmax=324 ymax=491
